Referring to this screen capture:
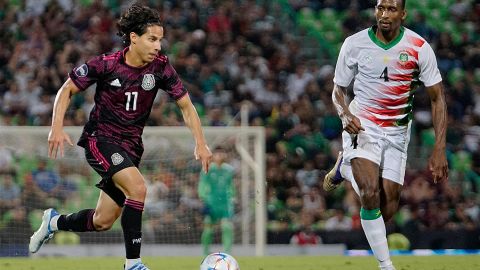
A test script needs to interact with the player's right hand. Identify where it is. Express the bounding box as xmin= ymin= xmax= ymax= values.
xmin=341 ymin=113 xmax=365 ymax=134
xmin=48 ymin=127 xmax=74 ymax=159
